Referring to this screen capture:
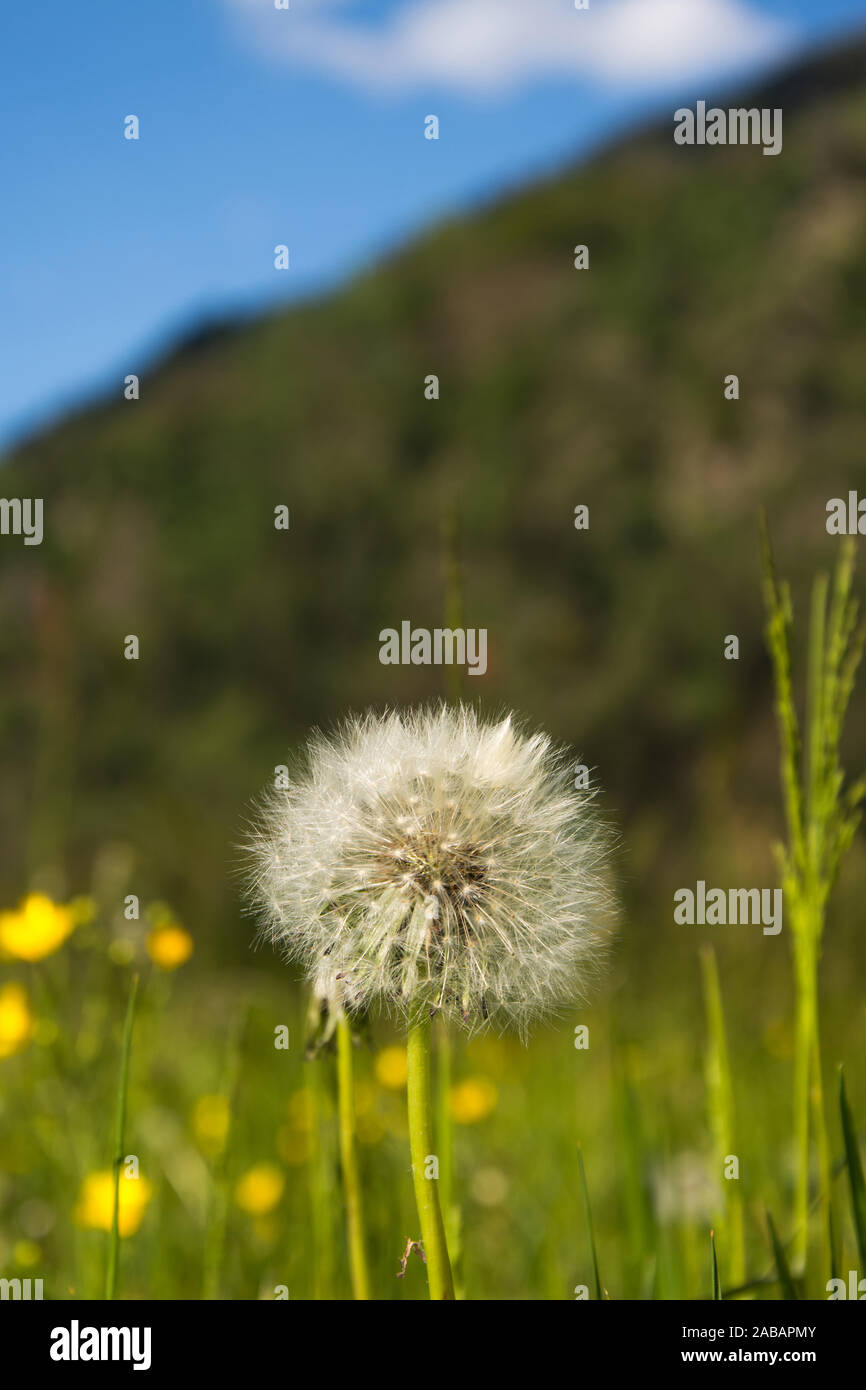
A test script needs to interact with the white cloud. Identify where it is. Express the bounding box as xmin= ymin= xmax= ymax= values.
xmin=223 ymin=0 xmax=794 ymax=96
